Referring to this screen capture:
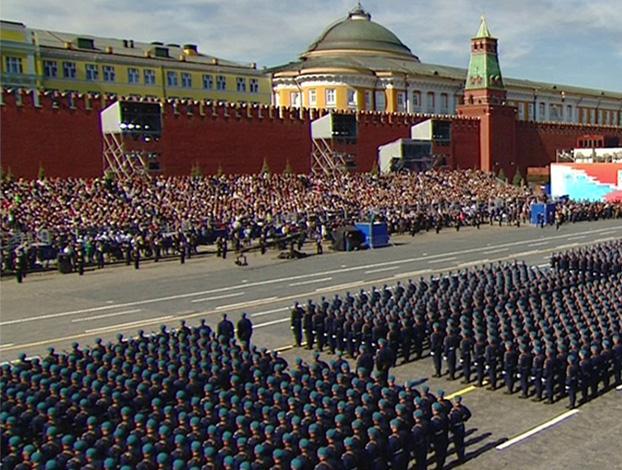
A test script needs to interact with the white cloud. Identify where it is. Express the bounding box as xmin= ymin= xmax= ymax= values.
xmin=3 ymin=0 xmax=621 ymax=89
